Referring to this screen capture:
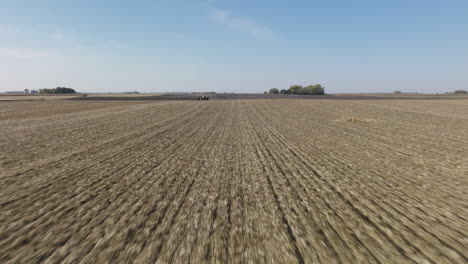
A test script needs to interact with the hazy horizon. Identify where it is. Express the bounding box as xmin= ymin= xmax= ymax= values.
xmin=1 ymin=0 xmax=467 ymax=94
